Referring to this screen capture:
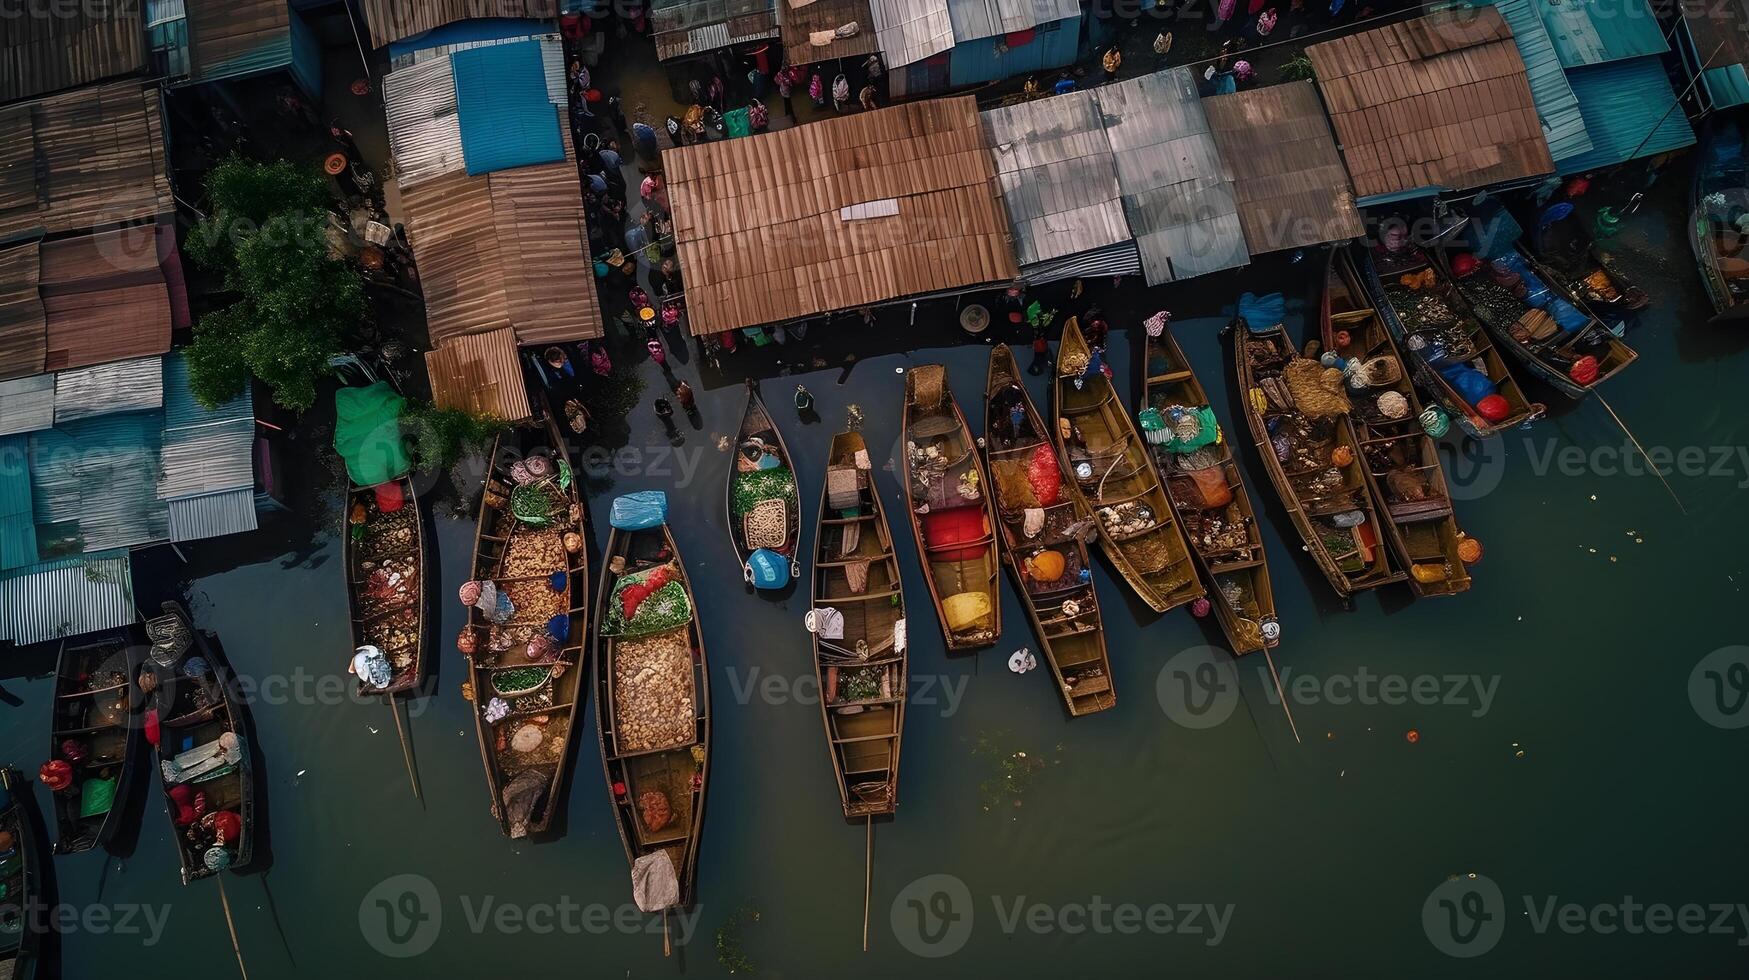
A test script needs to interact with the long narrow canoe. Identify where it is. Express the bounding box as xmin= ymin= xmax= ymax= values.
xmin=1 ymin=767 xmax=45 ymax=980
xmin=466 ymin=414 xmax=588 ymax=839
xmin=727 ymin=381 xmax=802 ymax=589
xmin=145 ymin=602 xmax=257 ymax=881
xmin=1437 ymin=241 xmax=1638 ymax=400
xmin=345 ymin=472 xmax=427 ymax=697
xmin=983 ymin=346 xmax=1114 ymax=714
xmin=1358 ymin=245 xmax=1544 ymax=439
xmin=1691 ymin=117 xmax=1748 ymax=319
xmin=1531 ymin=204 xmax=1649 ymax=317
xmin=812 ymin=431 xmax=907 ymax=815
xmin=1323 ymin=250 xmax=1472 ymax=598
xmin=48 ymin=629 xmax=144 ymax=854
xmin=1052 ymin=317 xmax=1203 ymax=613
xmin=1234 ymin=311 xmax=1404 ymax=599
xmin=1142 ymin=323 xmax=1280 ymax=652
xmin=595 ymin=492 xmax=709 ymax=916
xmin=901 ymin=365 xmax=1002 ymax=651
